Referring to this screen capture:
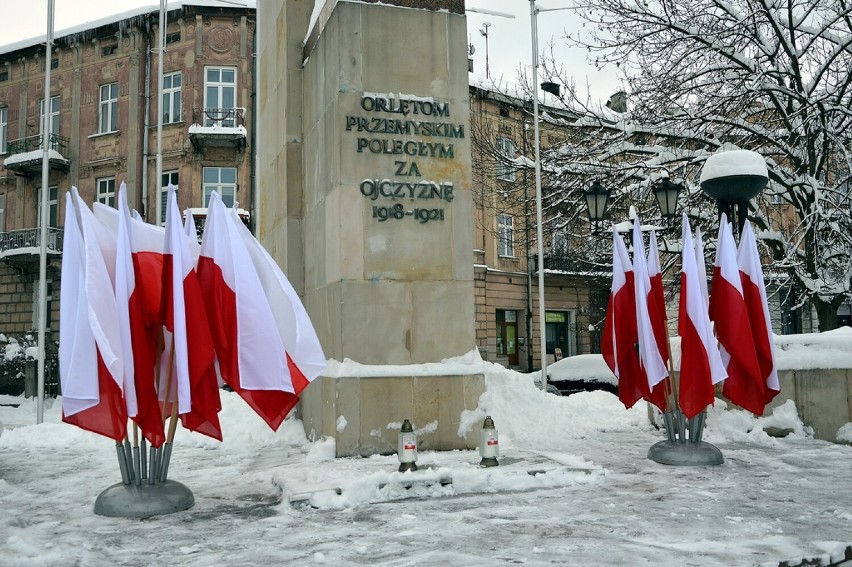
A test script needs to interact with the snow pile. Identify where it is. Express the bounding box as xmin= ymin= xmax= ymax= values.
xmin=774 ymin=327 xmax=852 ymax=370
